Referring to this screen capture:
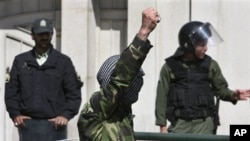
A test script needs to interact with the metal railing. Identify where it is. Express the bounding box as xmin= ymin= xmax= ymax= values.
xmin=134 ymin=132 xmax=230 ymax=141
xmin=57 ymin=132 xmax=230 ymax=141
